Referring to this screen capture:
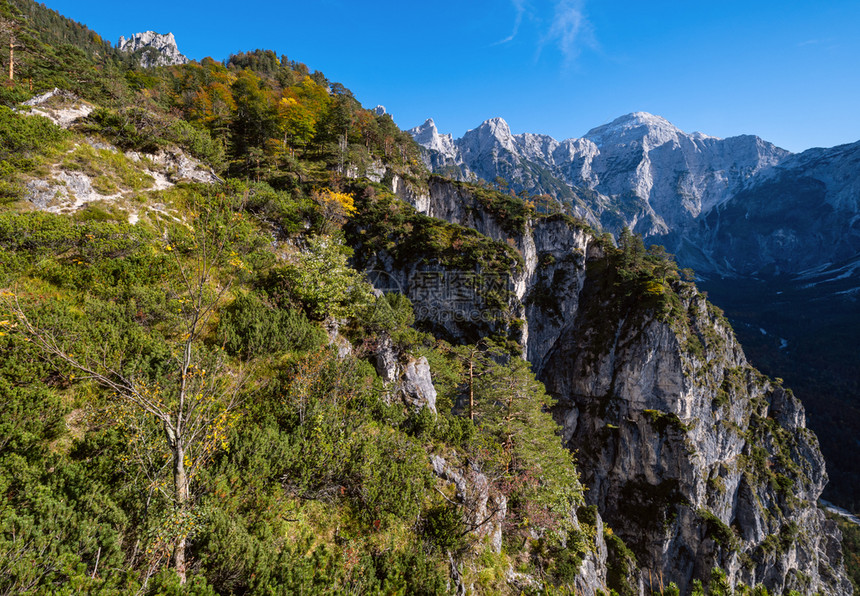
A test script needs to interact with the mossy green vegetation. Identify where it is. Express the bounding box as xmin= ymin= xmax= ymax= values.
xmin=550 ymin=225 xmax=696 ymax=377
xmin=605 ymin=527 xmax=638 ymax=596
xmin=0 ymin=105 xmax=71 ymax=200
xmin=61 ymin=143 xmax=155 ymax=193
xmin=349 ymin=185 xmax=523 ymax=275
xmin=698 ymin=509 xmax=740 ymax=551
xmin=643 ymin=409 xmax=689 ymax=434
